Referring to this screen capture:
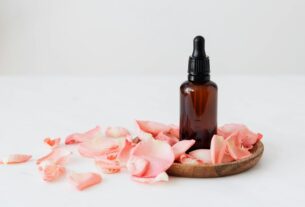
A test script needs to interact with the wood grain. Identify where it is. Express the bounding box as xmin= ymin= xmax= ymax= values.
xmin=167 ymin=141 xmax=264 ymax=178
